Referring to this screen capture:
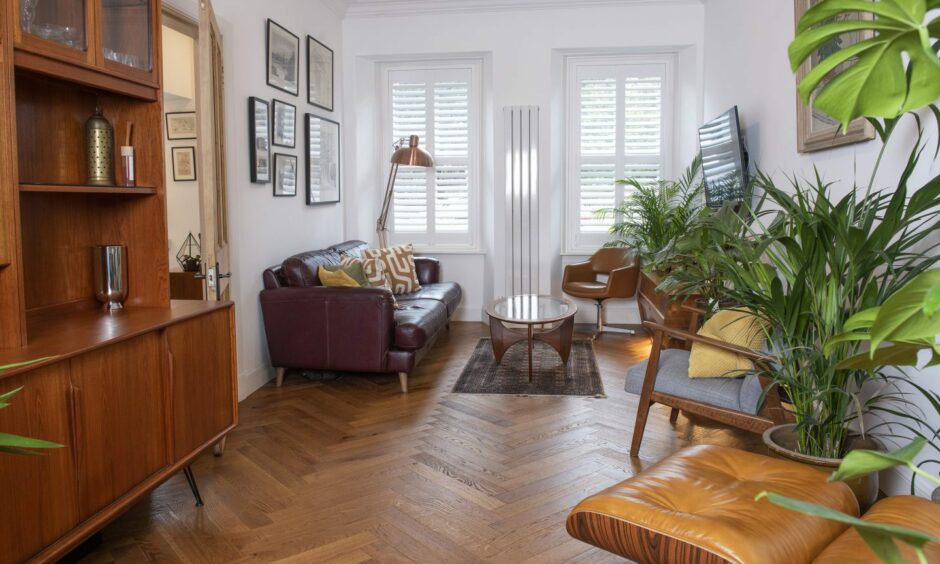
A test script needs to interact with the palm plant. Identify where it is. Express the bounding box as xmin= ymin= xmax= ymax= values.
xmin=0 ymin=359 xmax=62 ymax=455
xmin=596 ymin=155 xmax=703 ymax=271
